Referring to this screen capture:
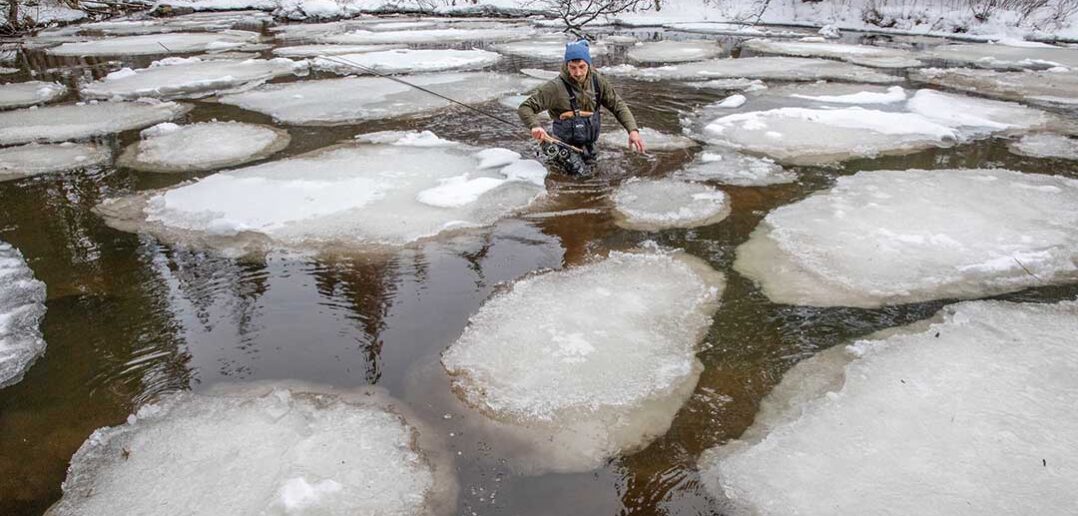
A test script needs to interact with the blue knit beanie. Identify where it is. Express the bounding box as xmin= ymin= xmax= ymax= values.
xmin=564 ymin=39 xmax=592 ymax=65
